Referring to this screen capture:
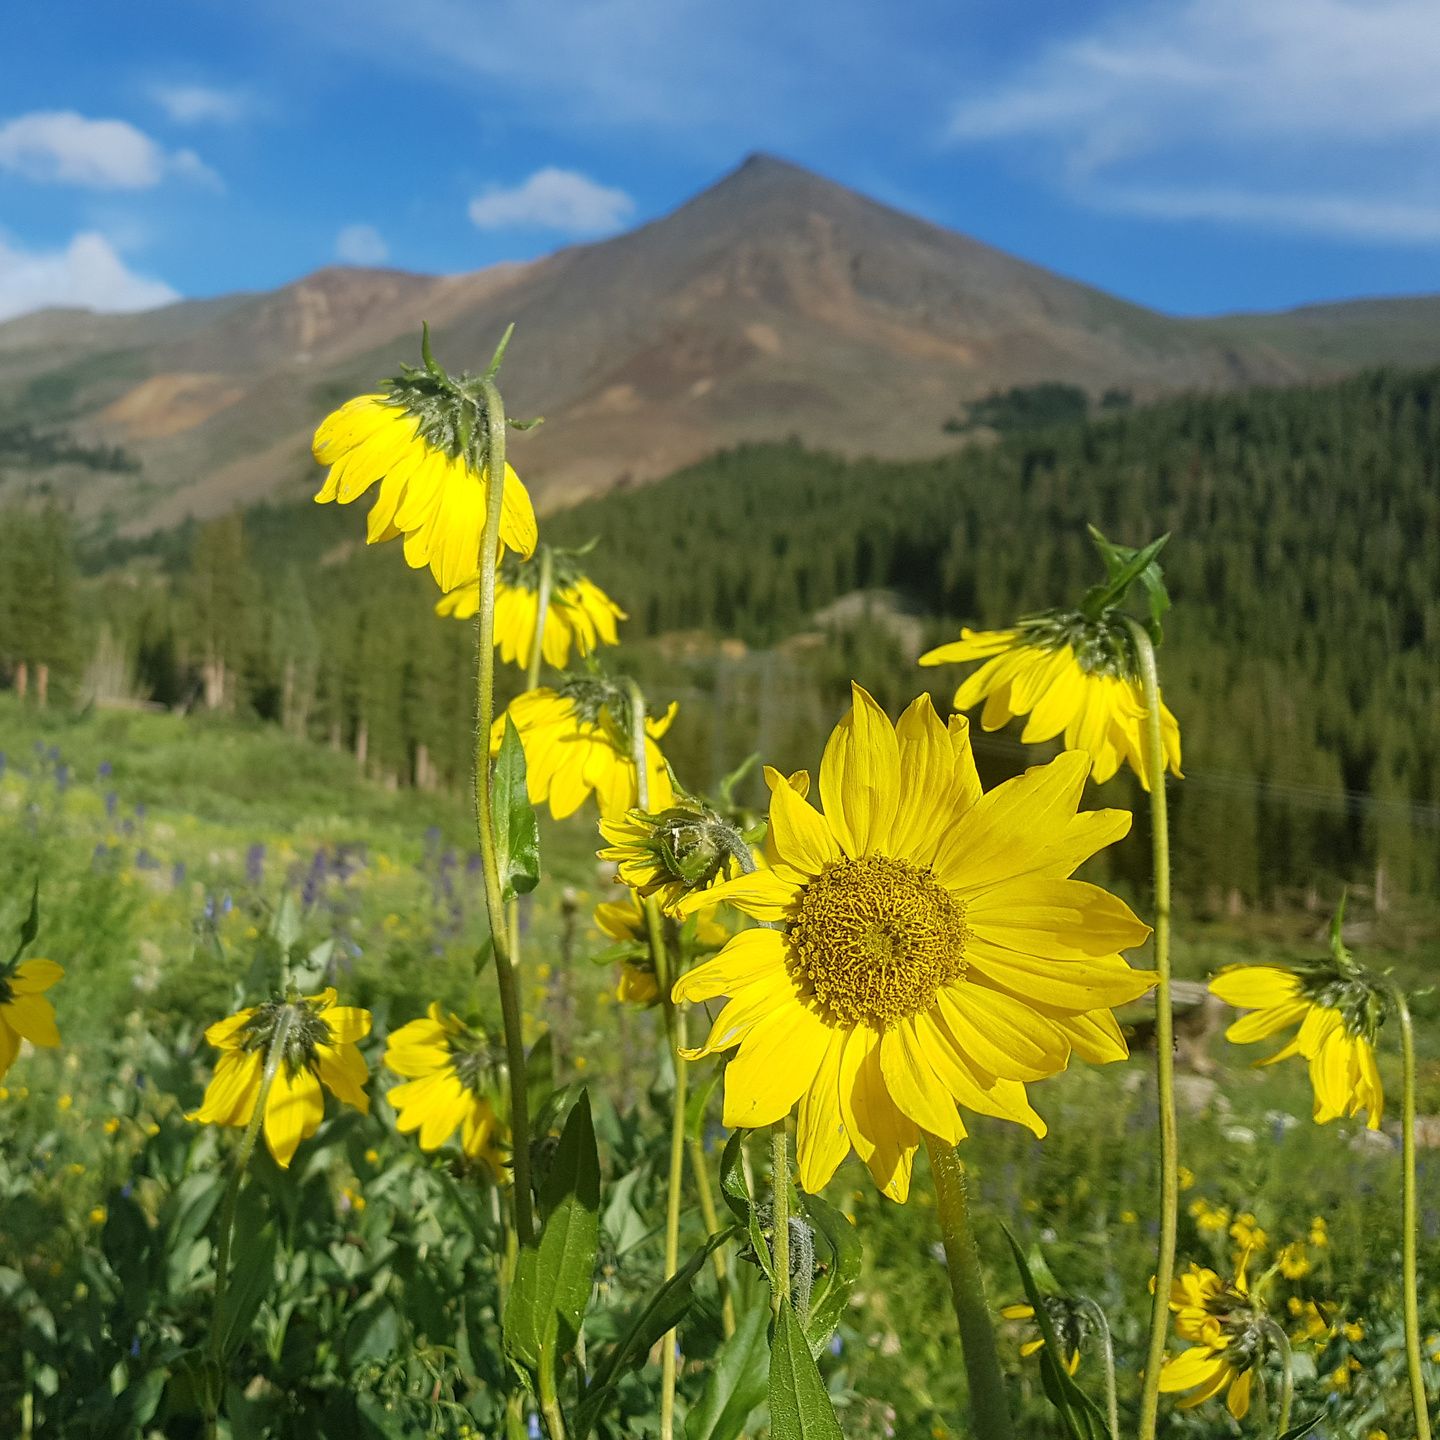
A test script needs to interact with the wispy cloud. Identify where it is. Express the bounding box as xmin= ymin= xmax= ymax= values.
xmin=336 ymin=223 xmax=388 ymax=265
xmin=0 ymin=111 xmax=221 ymax=190
xmin=0 ymin=230 xmax=179 ymax=322
xmin=468 ymin=168 xmax=634 ymax=235
xmin=153 ymin=85 xmax=250 ymax=125
xmin=949 ymin=0 xmax=1440 ymax=242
